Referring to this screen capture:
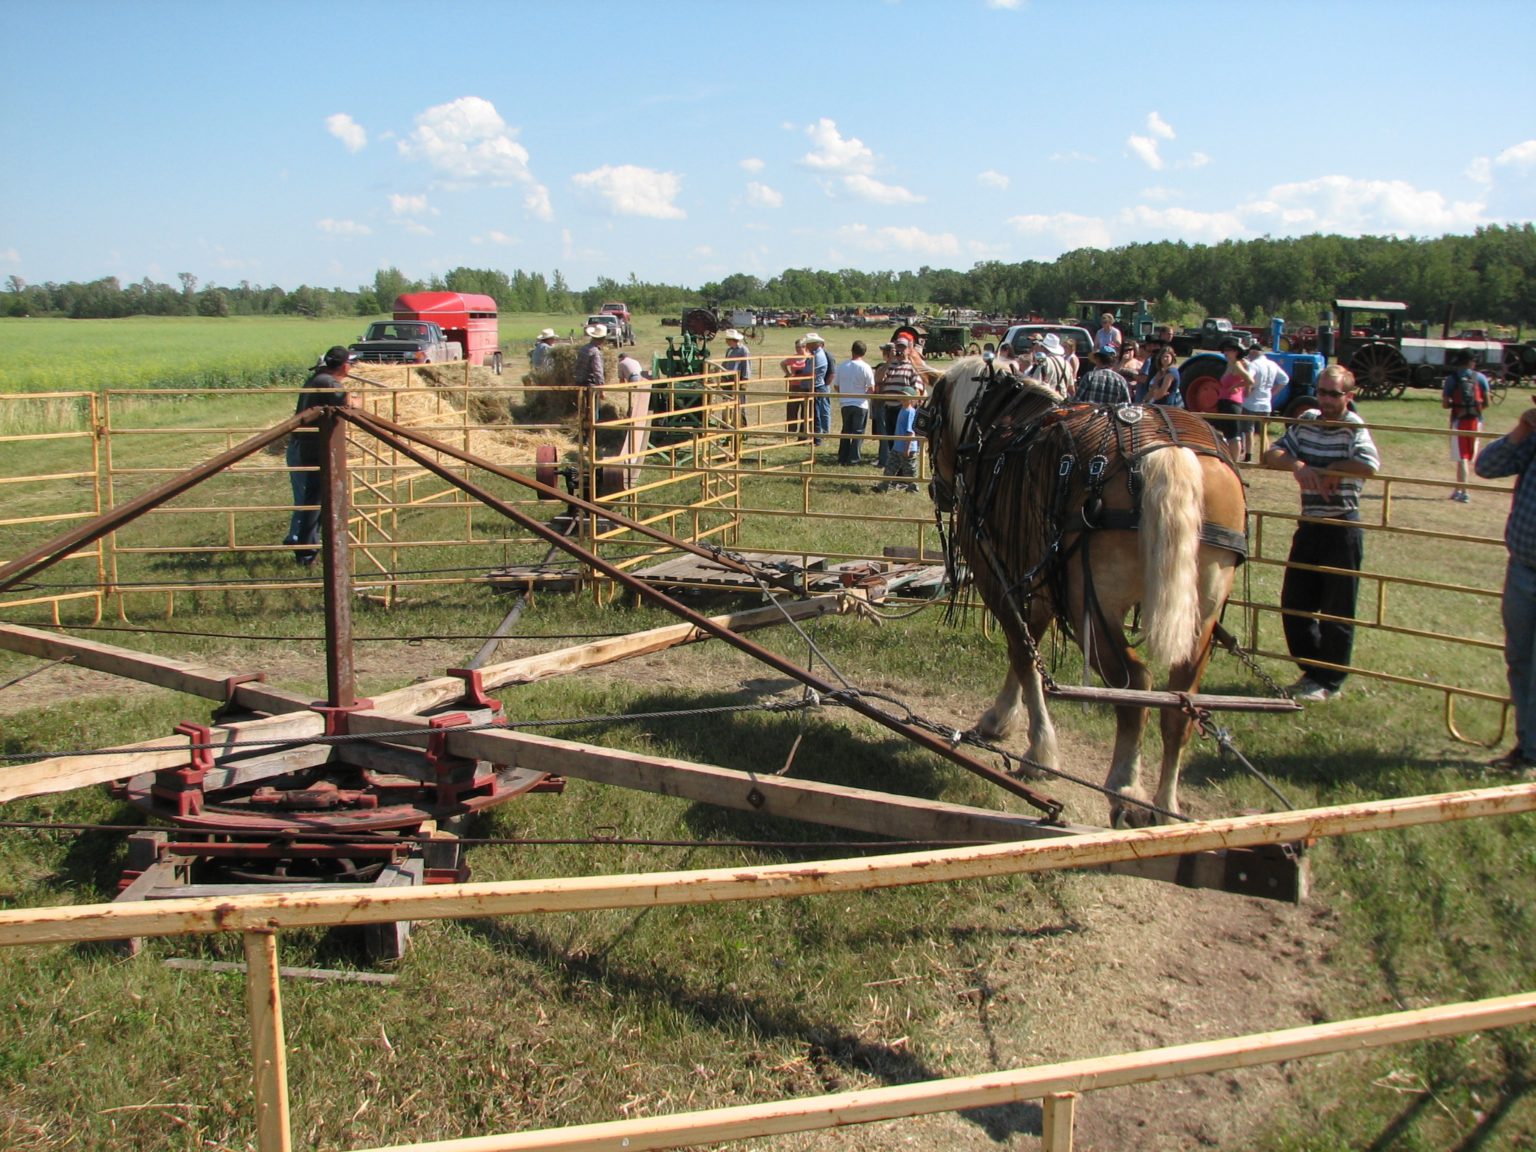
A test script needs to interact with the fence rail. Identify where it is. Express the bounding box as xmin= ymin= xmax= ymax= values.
xmin=3 ymin=783 xmax=1534 ymax=1152
xmin=0 ymin=385 xmax=1518 ymax=737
